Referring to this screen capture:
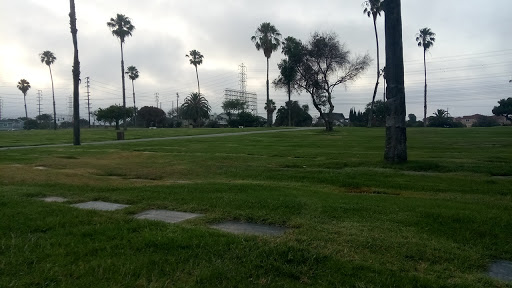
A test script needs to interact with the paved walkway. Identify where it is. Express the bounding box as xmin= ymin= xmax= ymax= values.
xmin=0 ymin=127 xmax=320 ymax=151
